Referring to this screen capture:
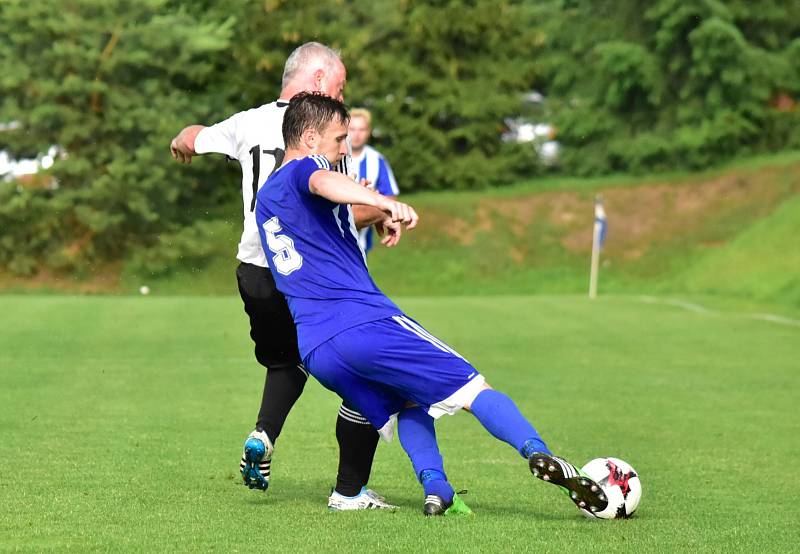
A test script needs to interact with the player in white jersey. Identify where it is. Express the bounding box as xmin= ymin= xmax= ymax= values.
xmin=170 ymin=43 xmax=394 ymax=510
